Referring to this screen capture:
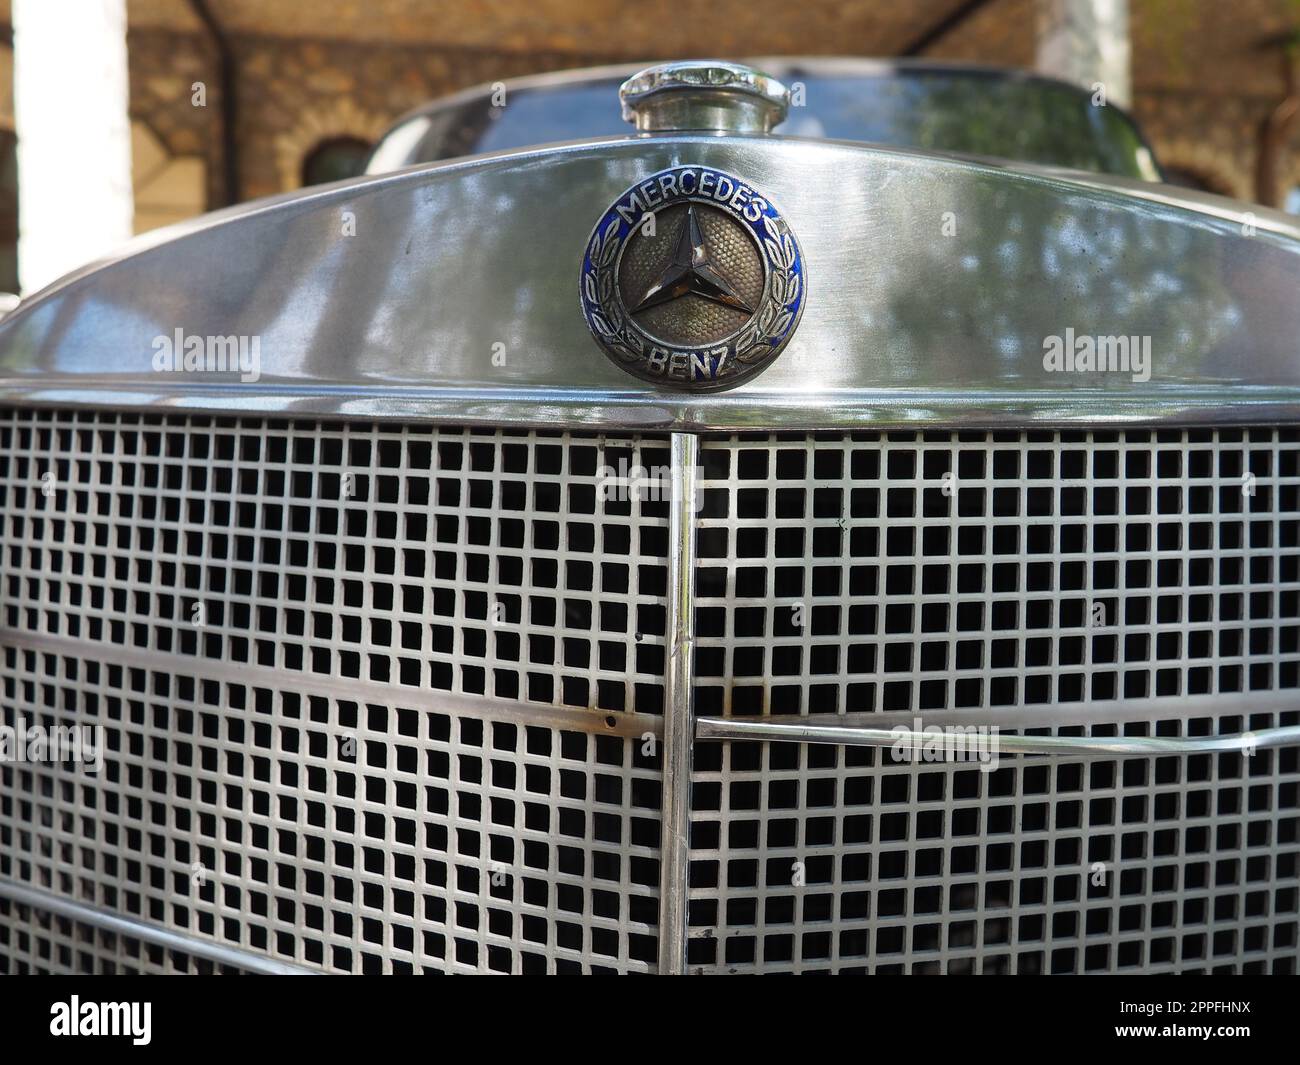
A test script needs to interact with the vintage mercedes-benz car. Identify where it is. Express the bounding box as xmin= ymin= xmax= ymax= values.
xmin=0 ymin=59 xmax=1296 ymax=976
